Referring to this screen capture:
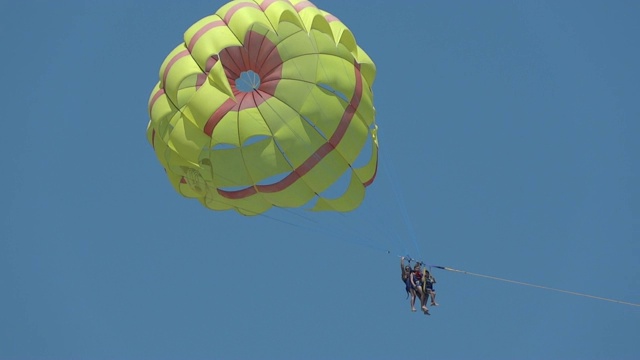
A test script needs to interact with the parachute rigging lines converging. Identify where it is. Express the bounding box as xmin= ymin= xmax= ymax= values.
xmin=144 ymin=1 xmax=638 ymax=311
